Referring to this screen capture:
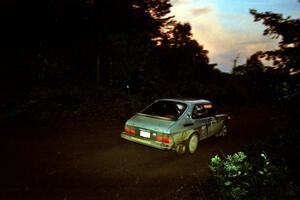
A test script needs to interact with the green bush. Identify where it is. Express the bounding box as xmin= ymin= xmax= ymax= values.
xmin=209 ymin=152 xmax=251 ymax=199
xmin=209 ymin=152 xmax=298 ymax=200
